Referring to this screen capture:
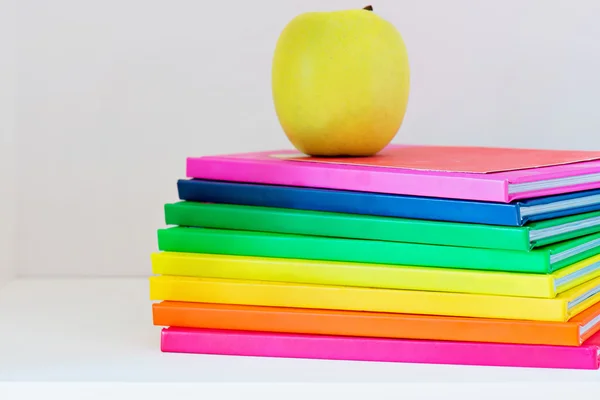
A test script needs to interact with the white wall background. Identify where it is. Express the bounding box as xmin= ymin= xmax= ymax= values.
xmin=0 ymin=0 xmax=16 ymax=287
xmin=11 ymin=0 xmax=600 ymax=277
